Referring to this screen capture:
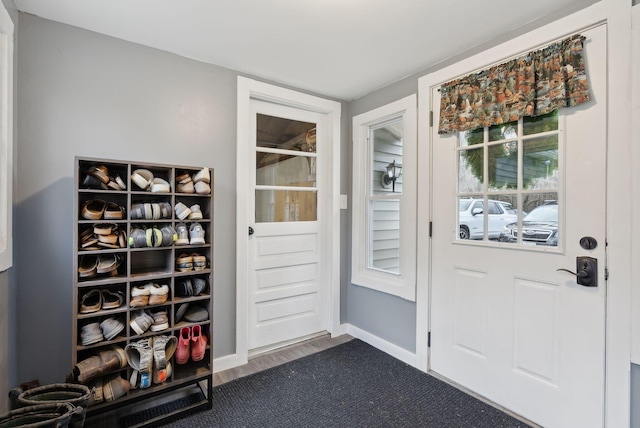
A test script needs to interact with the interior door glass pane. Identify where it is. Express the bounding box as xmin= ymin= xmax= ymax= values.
xmin=488 ymin=121 xmax=518 ymax=142
xmin=523 ymin=110 xmax=558 ymax=135
xmin=458 ymin=197 xmax=486 ymax=240
xmin=368 ymin=199 xmax=400 ymax=274
xmin=256 ymin=154 xmax=316 ymax=186
xmin=256 ymin=114 xmax=316 ymax=152
xmin=488 ymin=142 xmax=517 ymax=190
xmin=371 ymin=119 xmax=403 ymax=195
xmin=458 ymin=148 xmax=483 ymax=193
xmin=523 ymin=135 xmax=558 ymax=190
xmin=255 ymin=189 xmax=317 ymax=223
